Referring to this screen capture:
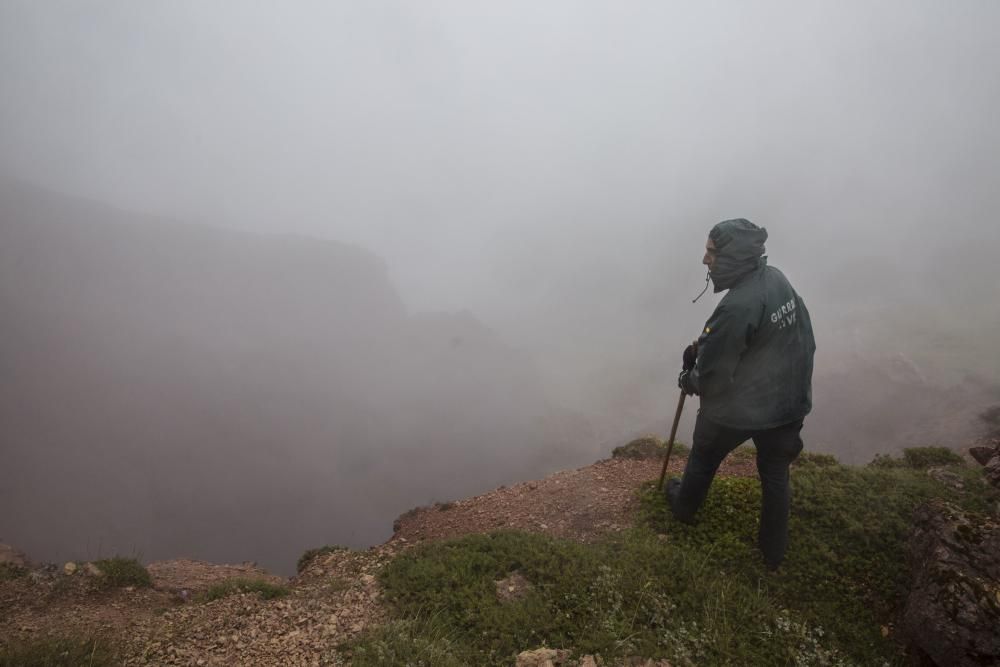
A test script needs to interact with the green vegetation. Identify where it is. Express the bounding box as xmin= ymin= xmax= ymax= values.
xmin=793 ymin=451 xmax=840 ymax=467
xmin=0 ymin=563 xmax=26 ymax=581
xmin=297 ymin=545 xmax=350 ymax=573
xmin=349 ymin=452 xmax=996 ymax=666
xmin=0 ymin=636 xmax=117 ymax=667
xmin=349 ymin=617 xmax=467 ymax=667
xmin=92 ymin=557 xmax=151 ymax=590
xmin=612 ymin=436 xmax=689 ymax=460
xmin=203 ymin=577 xmax=289 ymax=602
xmin=869 ymin=445 xmax=965 ymax=469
